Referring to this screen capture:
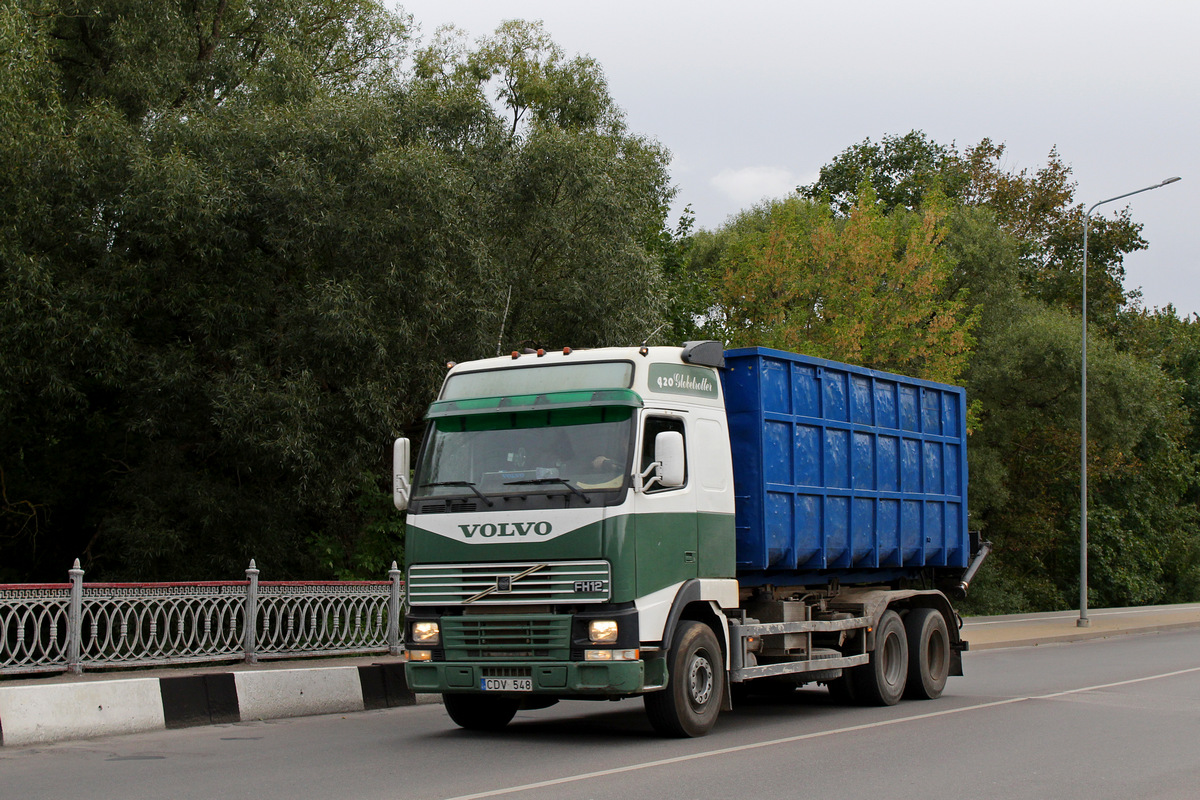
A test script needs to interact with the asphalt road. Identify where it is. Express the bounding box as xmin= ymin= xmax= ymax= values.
xmin=3 ymin=626 xmax=1199 ymax=800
